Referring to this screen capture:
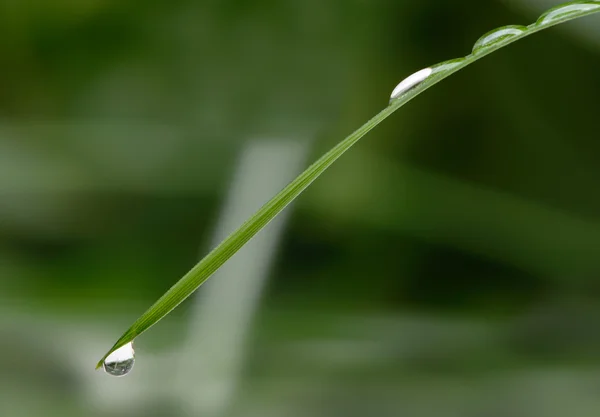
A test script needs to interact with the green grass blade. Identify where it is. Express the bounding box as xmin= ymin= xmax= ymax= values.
xmin=97 ymin=2 xmax=600 ymax=369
